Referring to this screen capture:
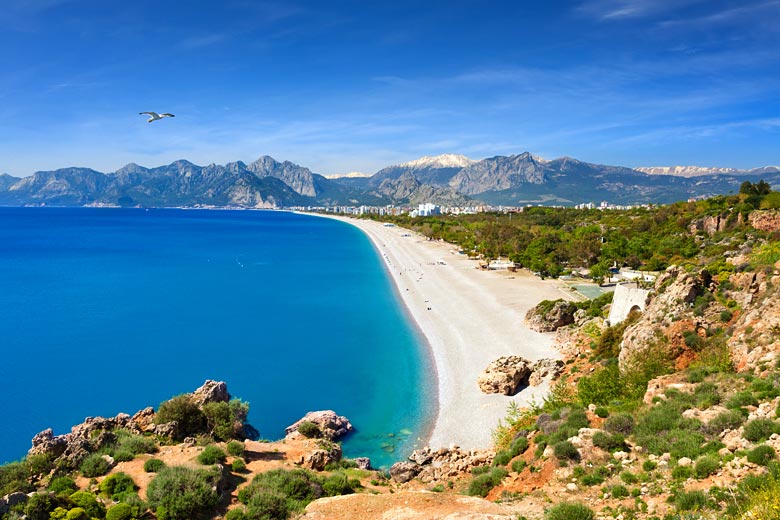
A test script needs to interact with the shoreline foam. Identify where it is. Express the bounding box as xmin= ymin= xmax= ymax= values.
xmin=313 ymin=214 xmax=574 ymax=450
